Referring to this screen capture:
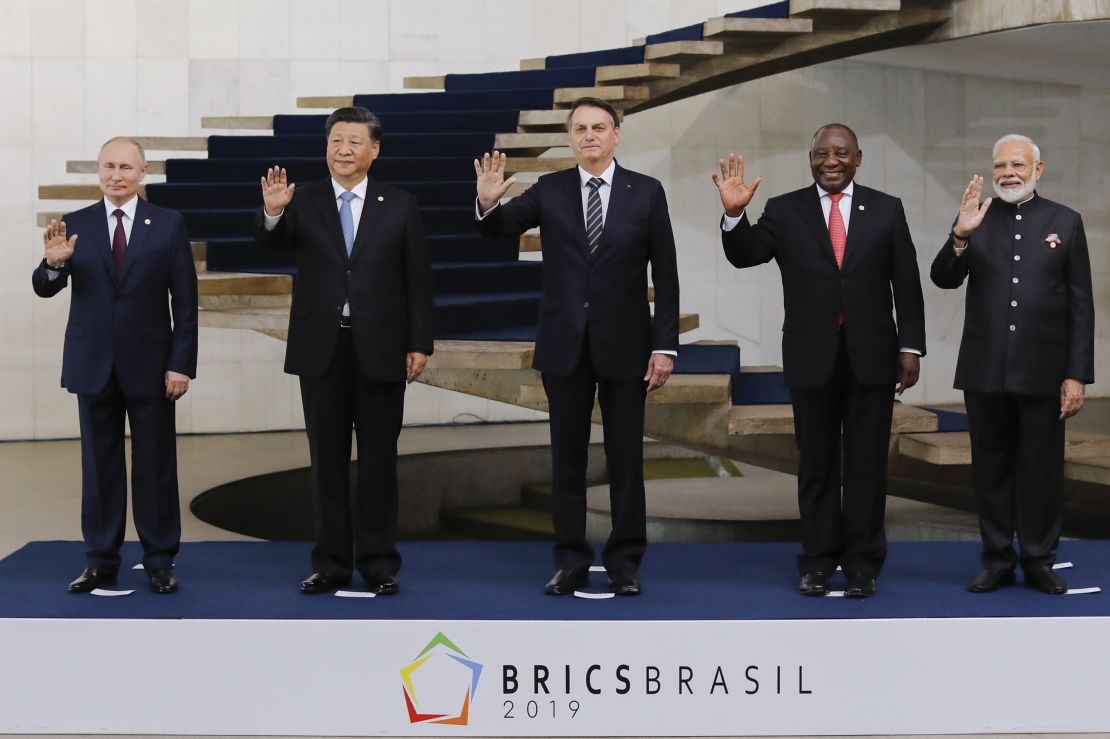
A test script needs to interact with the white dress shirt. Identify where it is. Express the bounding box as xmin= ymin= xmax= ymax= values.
xmin=265 ymin=177 xmax=368 ymax=316
xmin=47 ymin=195 xmax=140 ymax=280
